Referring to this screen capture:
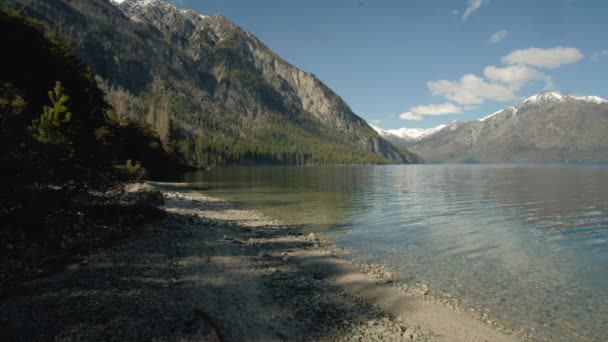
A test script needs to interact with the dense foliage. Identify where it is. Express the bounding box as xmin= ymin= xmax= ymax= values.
xmin=0 ymin=9 xmax=182 ymax=238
